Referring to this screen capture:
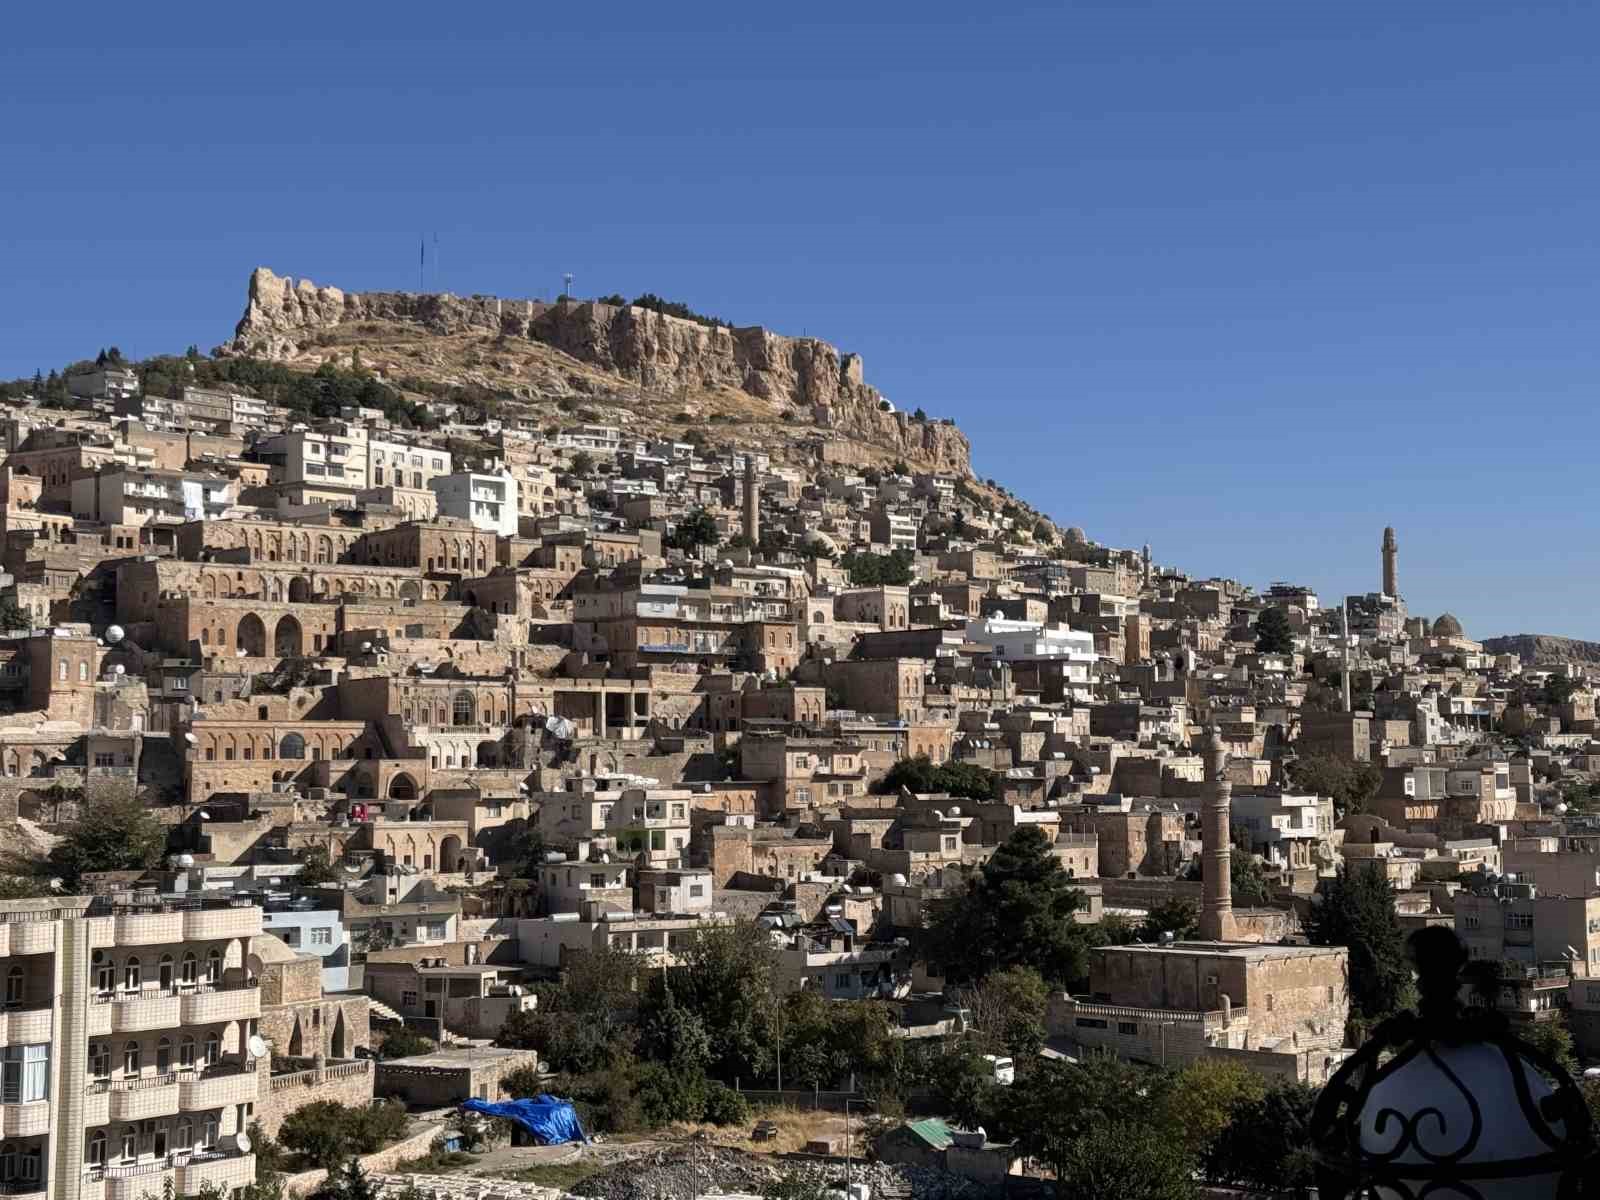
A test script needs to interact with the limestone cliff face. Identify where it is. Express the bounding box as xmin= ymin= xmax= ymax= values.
xmin=227 ymin=268 xmax=972 ymax=474
xmin=1481 ymin=634 xmax=1600 ymax=665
